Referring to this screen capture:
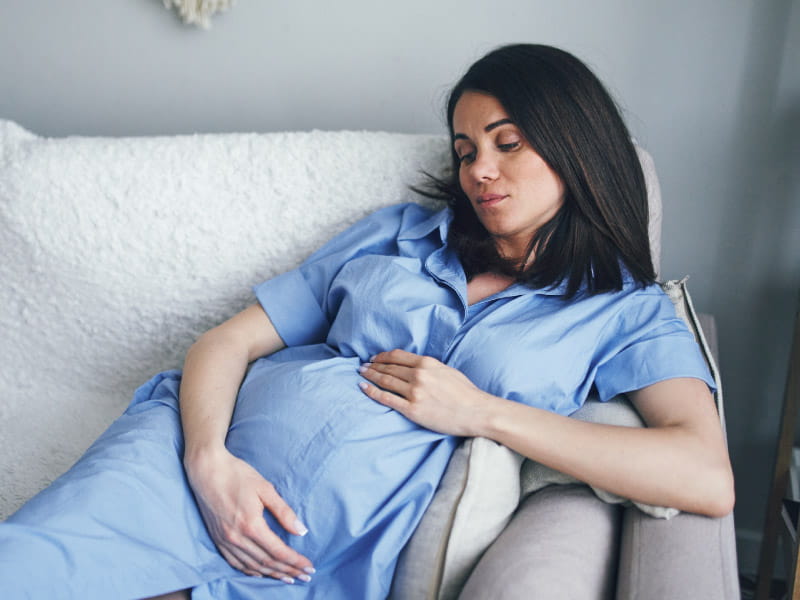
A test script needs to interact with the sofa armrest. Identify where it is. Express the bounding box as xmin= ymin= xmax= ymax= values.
xmin=616 ymin=508 xmax=740 ymax=599
xmin=697 ymin=312 xmax=719 ymax=368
